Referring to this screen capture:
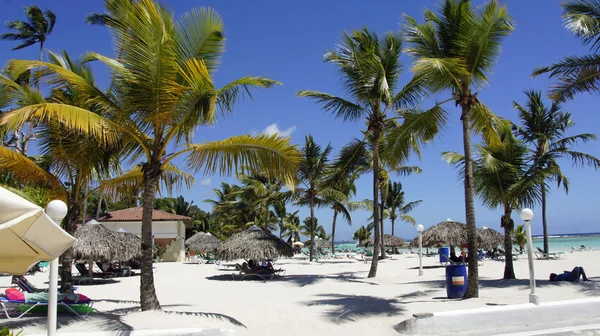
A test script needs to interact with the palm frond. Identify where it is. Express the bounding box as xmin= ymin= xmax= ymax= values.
xmin=0 ymin=103 xmax=120 ymax=145
xmin=297 ymin=90 xmax=365 ymax=122
xmin=0 ymin=146 xmax=65 ymax=199
xmin=184 ymin=134 xmax=301 ymax=188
